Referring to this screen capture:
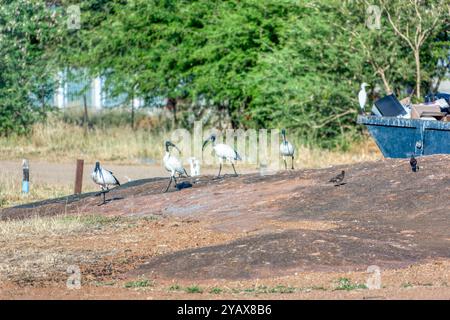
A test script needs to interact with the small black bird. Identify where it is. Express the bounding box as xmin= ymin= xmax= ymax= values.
xmin=410 ymin=155 xmax=419 ymax=172
xmin=175 ymin=181 xmax=193 ymax=190
xmin=329 ymin=170 xmax=345 ymax=186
